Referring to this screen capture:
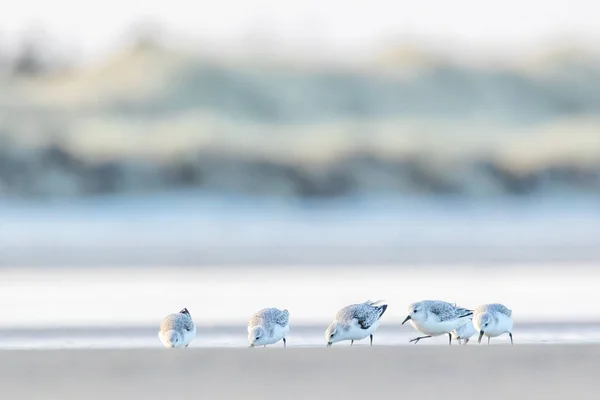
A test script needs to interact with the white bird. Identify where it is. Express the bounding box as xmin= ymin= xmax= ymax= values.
xmin=158 ymin=308 xmax=196 ymax=348
xmin=402 ymin=300 xmax=473 ymax=345
xmin=325 ymin=300 xmax=388 ymax=347
xmin=472 ymin=303 xmax=514 ymax=345
xmin=451 ymin=321 xmax=477 ymax=345
xmin=248 ymin=308 xmax=290 ymax=348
